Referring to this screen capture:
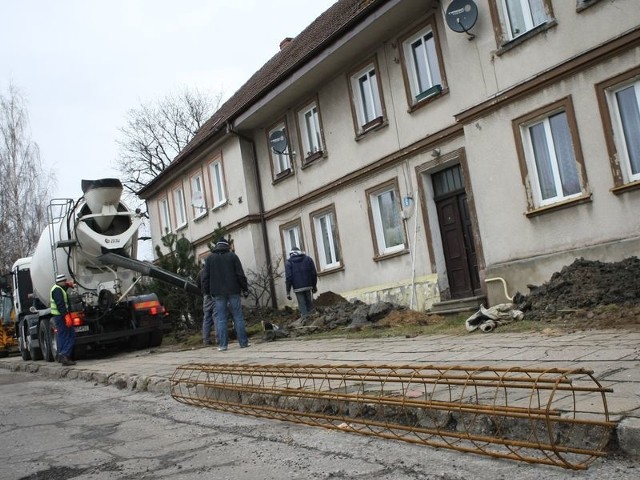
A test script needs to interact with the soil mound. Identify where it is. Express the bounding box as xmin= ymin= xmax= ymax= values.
xmin=518 ymin=257 xmax=640 ymax=322
xmin=314 ymin=291 xmax=349 ymax=307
